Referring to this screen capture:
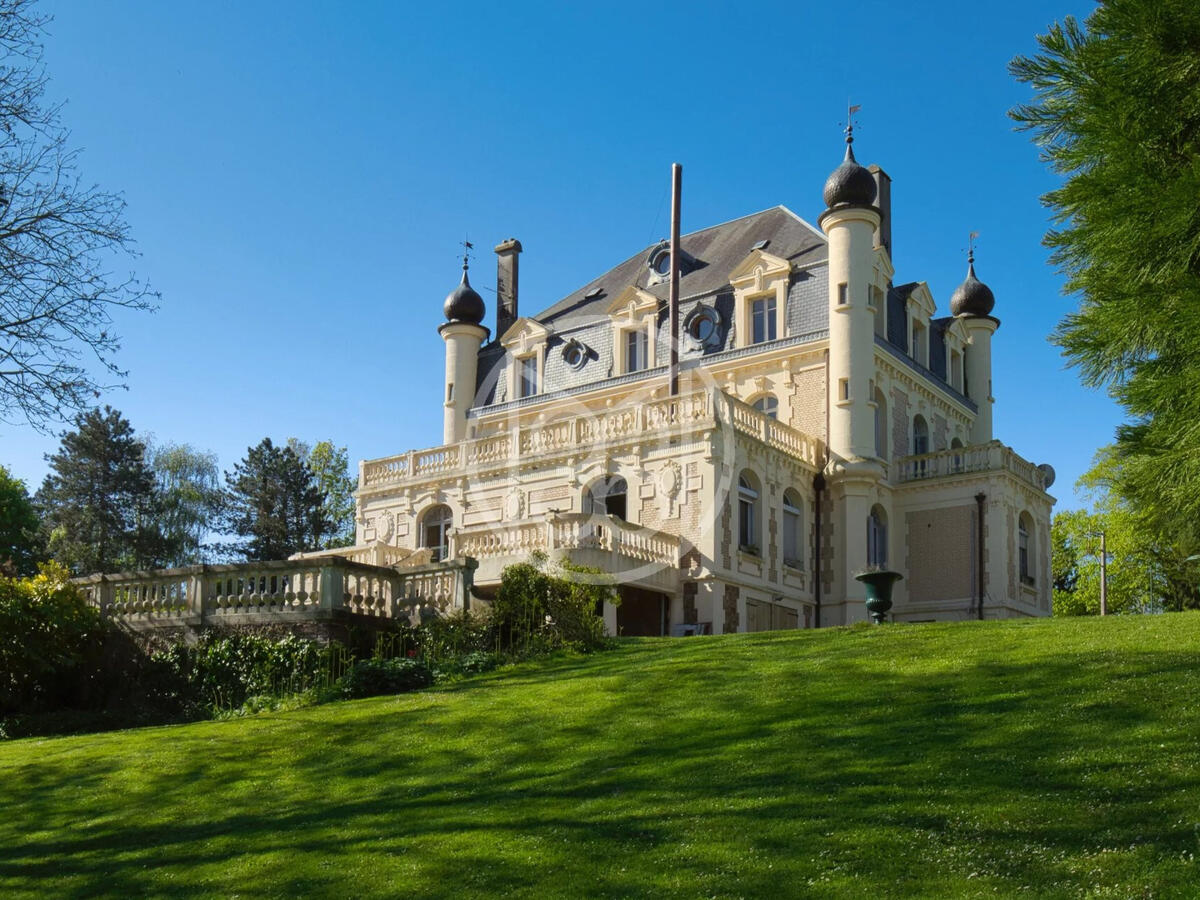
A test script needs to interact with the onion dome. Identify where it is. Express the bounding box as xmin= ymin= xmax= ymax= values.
xmin=443 ymin=259 xmax=485 ymax=325
xmin=822 ymin=129 xmax=877 ymax=209
xmin=949 ymin=252 xmax=996 ymax=317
